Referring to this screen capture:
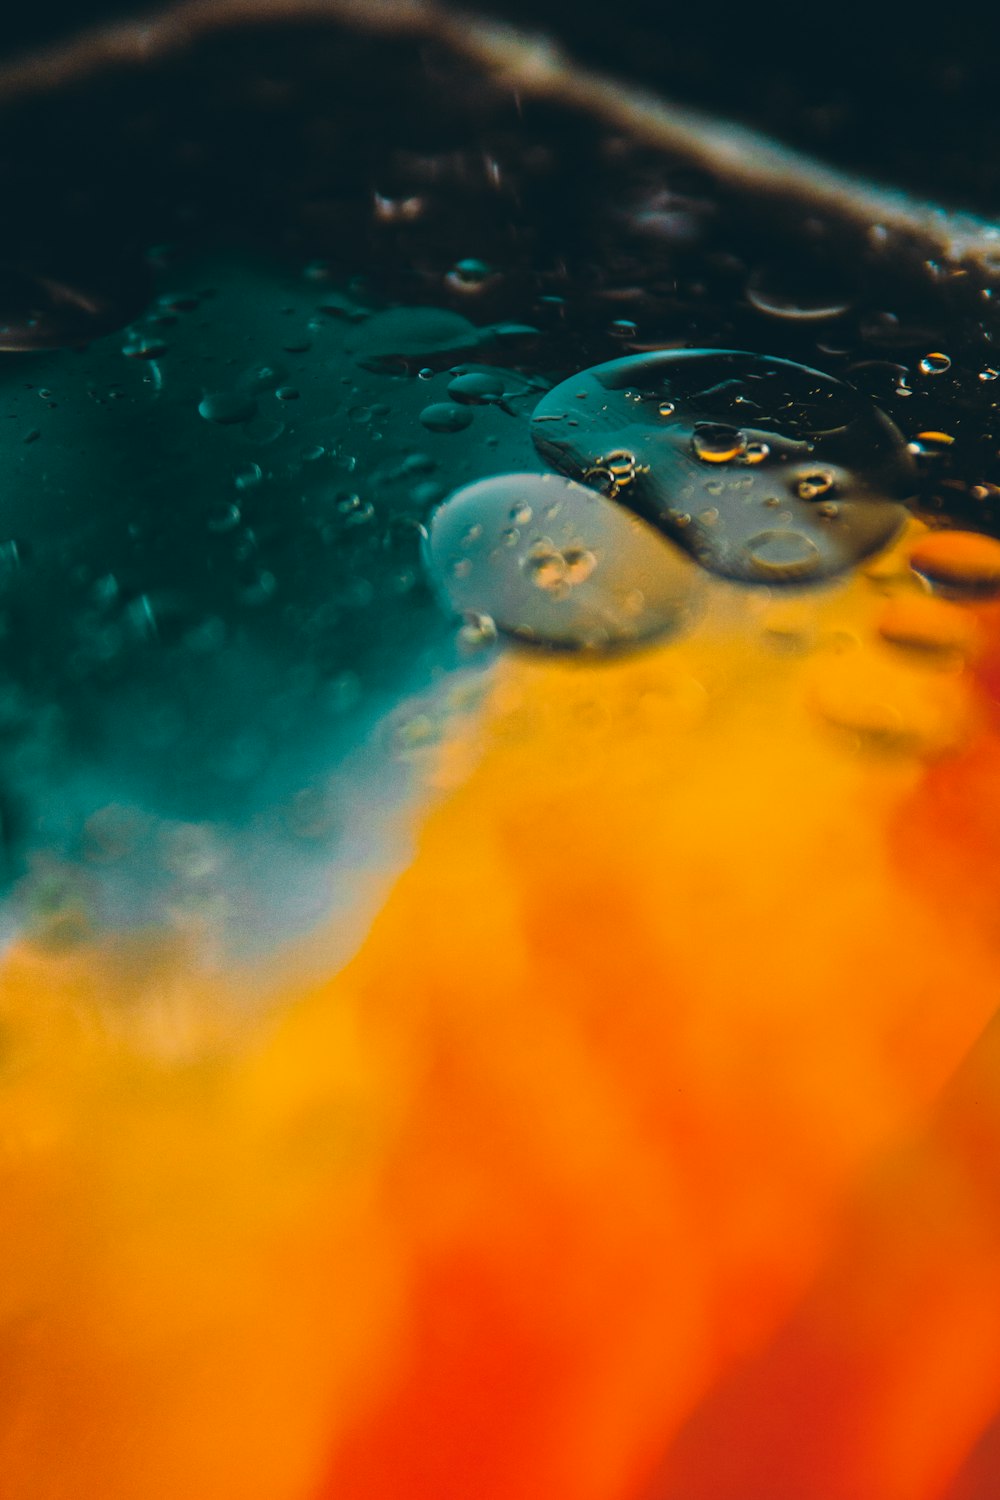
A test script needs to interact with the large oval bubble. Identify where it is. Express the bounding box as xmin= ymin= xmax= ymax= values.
xmin=530 ymin=350 xmax=915 ymax=585
xmin=424 ymin=472 xmax=703 ymax=652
